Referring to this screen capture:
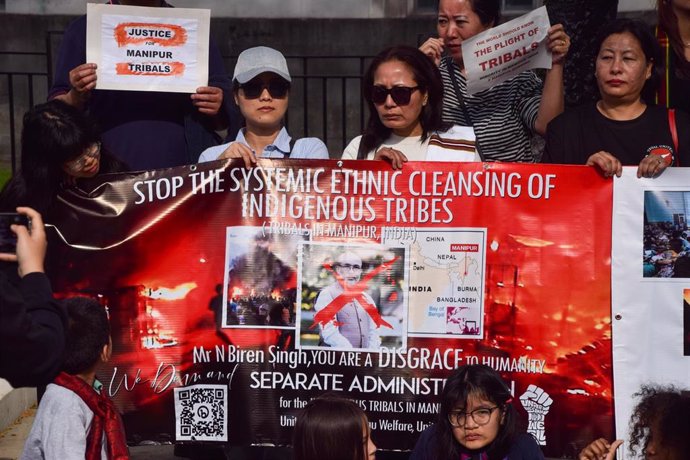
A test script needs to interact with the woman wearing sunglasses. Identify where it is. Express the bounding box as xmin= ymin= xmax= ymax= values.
xmin=0 ymin=100 xmax=125 ymax=216
xmin=410 ymin=364 xmax=544 ymax=460
xmin=198 ymin=46 xmax=329 ymax=166
xmin=342 ymin=45 xmax=478 ymax=169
